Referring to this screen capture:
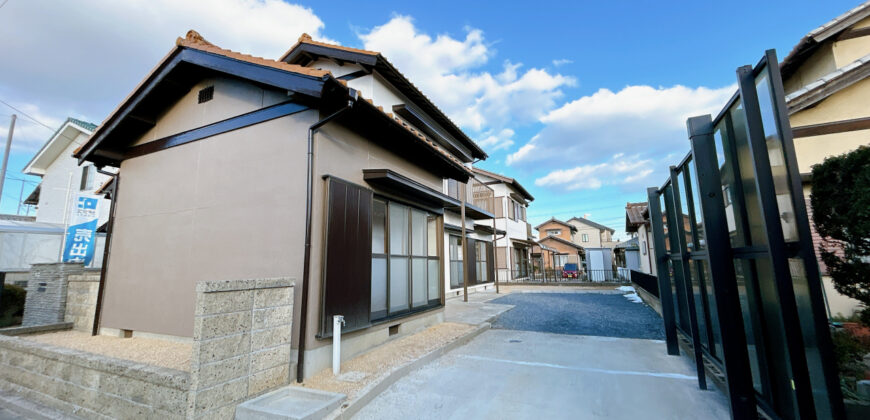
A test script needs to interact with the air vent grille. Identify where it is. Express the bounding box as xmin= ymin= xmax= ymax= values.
xmin=198 ymin=86 xmax=214 ymax=103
